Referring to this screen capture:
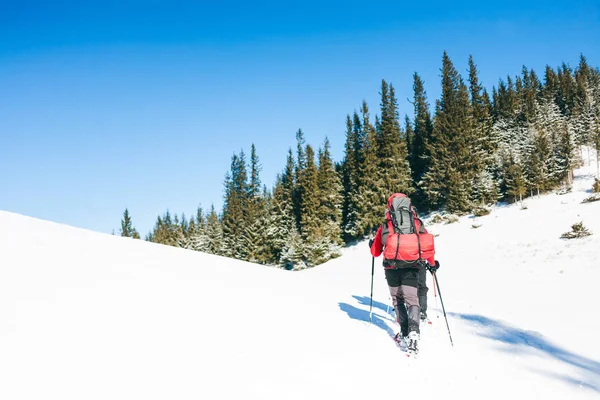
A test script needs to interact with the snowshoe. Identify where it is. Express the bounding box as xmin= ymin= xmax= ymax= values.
xmin=393 ymin=332 xmax=408 ymax=350
xmin=406 ymin=331 xmax=419 ymax=357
